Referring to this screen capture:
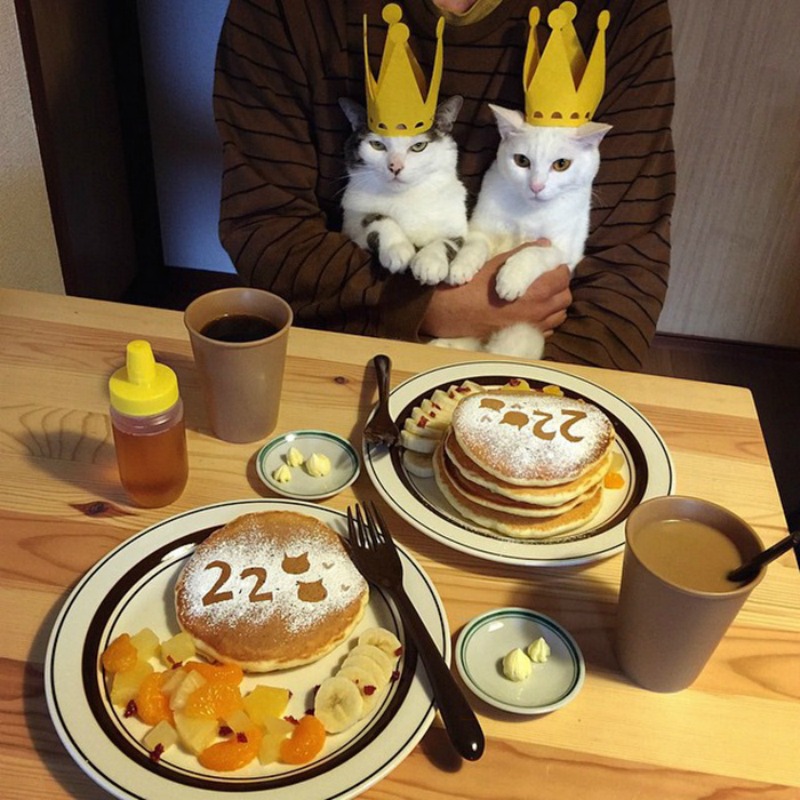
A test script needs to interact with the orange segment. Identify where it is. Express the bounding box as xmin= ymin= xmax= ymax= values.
xmin=184 ymin=661 xmax=244 ymax=686
xmin=279 ymin=715 xmax=326 ymax=765
xmin=183 ymin=681 xmax=244 ymax=720
xmin=135 ymin=671 xmax=174 ymax=726
xmin=198 ymin=726 xmax=263 ymax=772
xmin=604 ymin=471 xmax=625 ymax=489
xmin=101 ymin=634 xmax=139 ymax=674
